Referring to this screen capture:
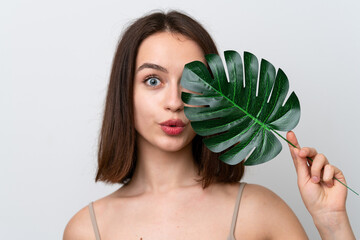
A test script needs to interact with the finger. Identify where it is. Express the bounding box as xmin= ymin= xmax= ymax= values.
xmin=286 ymin=131 xmax=301 ymax=168
xmin=286 ymin=132 xmax=310 ymax=183
xmin=322 ymin=164 xmax=335 ymax=187
xmin=333 ymin=165 xmax=346 ymax=185
xmin=286 ymin=131 xmax=301 ymax=149
xmin=298 ymin=147 xmax=318 ymax=160
xmin=310 ymin=153 xmax=329 ymax=183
